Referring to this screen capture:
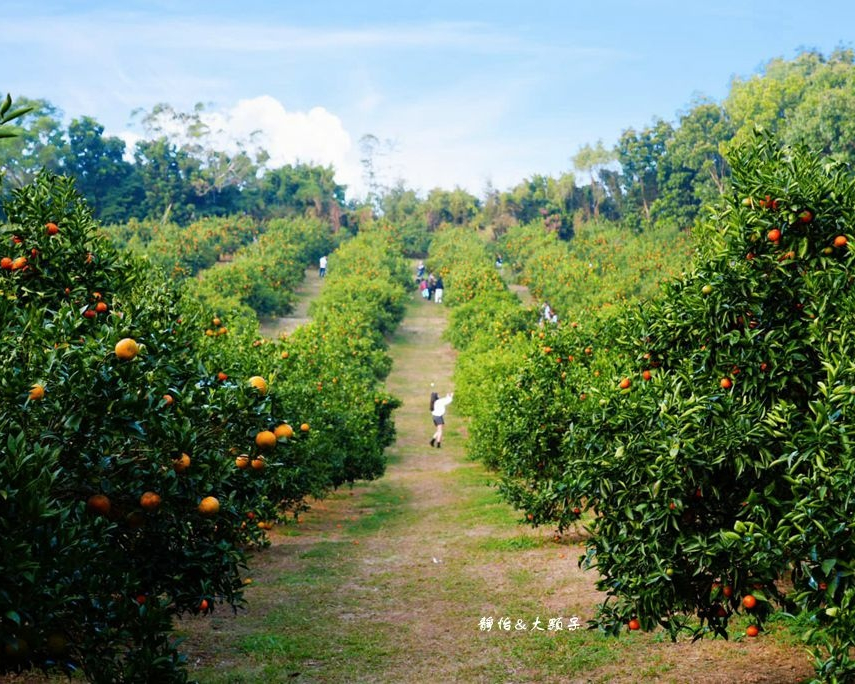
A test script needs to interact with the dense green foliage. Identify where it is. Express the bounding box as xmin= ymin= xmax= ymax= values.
xmin=0 ymin=174 xmax=402 ymax=681
xmin=446 ymin=132 xmax=855 ymax=681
